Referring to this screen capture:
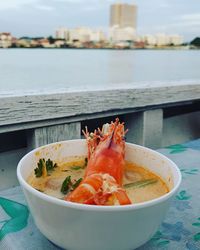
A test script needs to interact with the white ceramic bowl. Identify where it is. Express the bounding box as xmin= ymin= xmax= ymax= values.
xmin=17 ymin=139 xmax=181 ymax=250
